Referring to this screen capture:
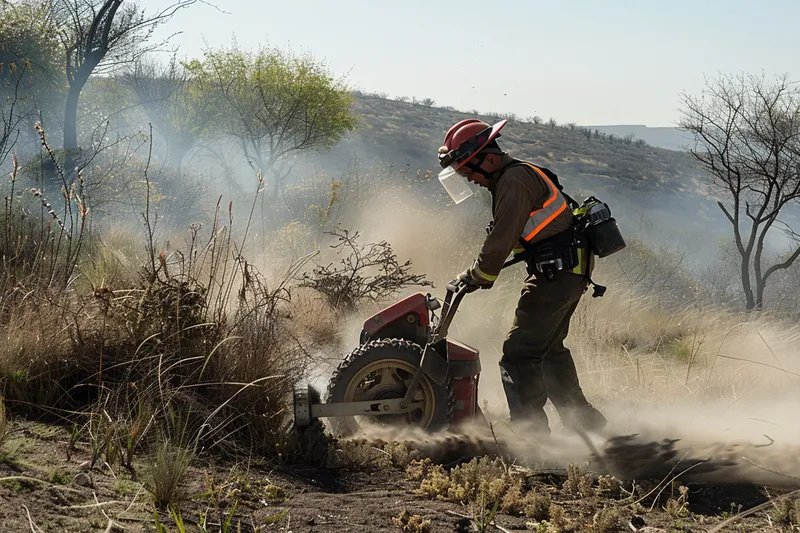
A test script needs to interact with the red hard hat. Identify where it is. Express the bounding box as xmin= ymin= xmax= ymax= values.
xmin=439 ymin=119 xmax=507 ymax=170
